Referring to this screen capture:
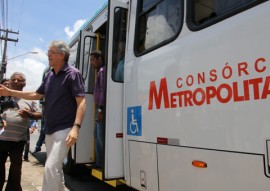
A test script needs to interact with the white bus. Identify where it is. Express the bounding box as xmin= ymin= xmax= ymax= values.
xmin=64 ymin=0 xmax=270 ymax=190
